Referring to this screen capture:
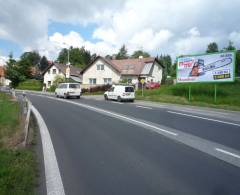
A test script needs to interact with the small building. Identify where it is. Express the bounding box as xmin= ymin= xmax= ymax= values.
xmin=81 ymin=56 xmax=164 ymax=88
xmin=43 ymin=63 xmax=82 ymax=88
xmin=0 ymin=66 xmax=11 ymax=86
